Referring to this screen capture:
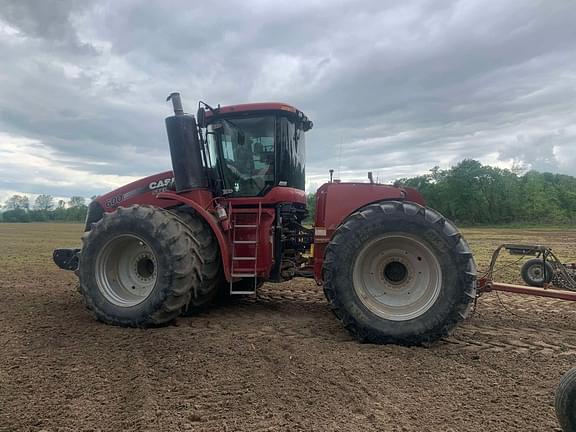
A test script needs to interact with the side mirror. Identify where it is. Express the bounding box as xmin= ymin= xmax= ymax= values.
xmin=196 ymin=107 xmax=206 ymax=128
